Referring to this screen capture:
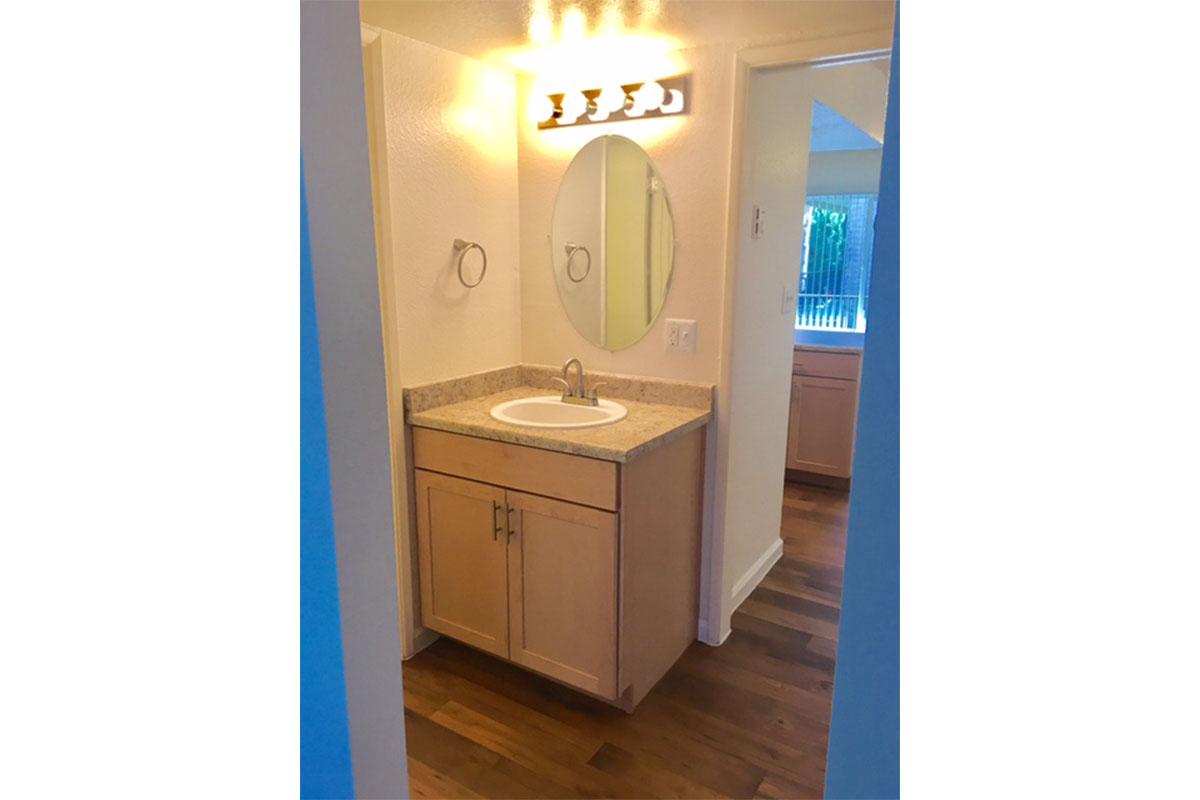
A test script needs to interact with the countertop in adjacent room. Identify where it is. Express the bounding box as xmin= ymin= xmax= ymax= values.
xmin=794 ymin=343 xmax=864 ymax=355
